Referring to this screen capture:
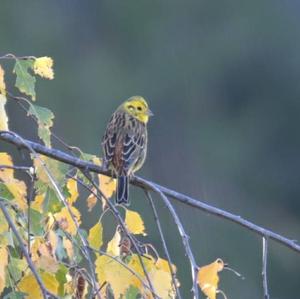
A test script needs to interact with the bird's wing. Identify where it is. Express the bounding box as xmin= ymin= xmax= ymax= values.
xmin=102 ymin=113 xmax=119 ymax=164
xmin=122 ymin=130 xmax=146 ymax=172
